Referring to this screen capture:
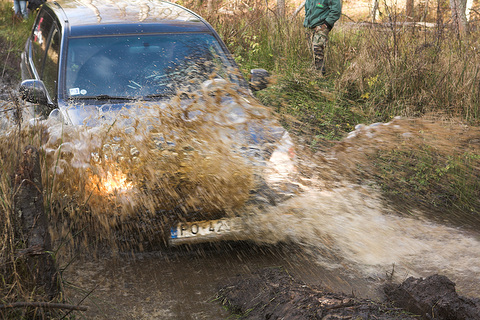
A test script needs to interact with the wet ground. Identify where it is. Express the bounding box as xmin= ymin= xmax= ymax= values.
xmin=219 ymin=267 xmax=480 ymax=320
xmin=64 ymin=241 xmax=381 ymax=319
xmin=61 ymin=186 xmax=480 ymax=319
